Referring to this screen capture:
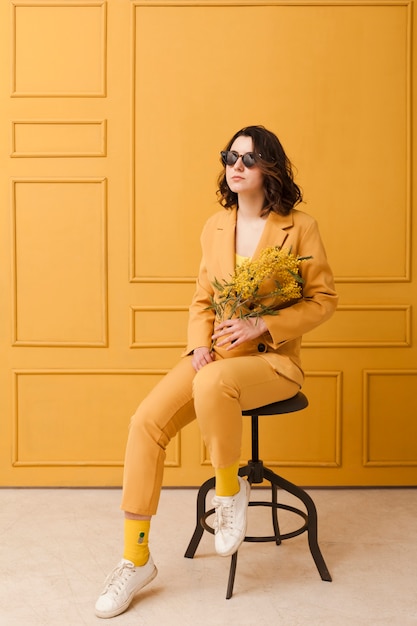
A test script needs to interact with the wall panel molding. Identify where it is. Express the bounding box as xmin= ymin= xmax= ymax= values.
xmin=12 ymin=178 xmax=109 ymax=347
xmin=363 ymin=370 xmax=417 ymax=467
xmin=200 ymin=370 xmax=343 ymax=468
xmin=11 ymin=1 xmax=107 ymax=97
xmin=303 ymin=304 xmax=412 ymax=347
xmin=130 ymin=306 xmax=189 ymax=348
xmin=12 ymin=369 xmax=180 ymax=467
xmin=131 ymin=0 xmax=412 ymax=283
xmin=11 ymin=120 xmax=107 ymax=157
